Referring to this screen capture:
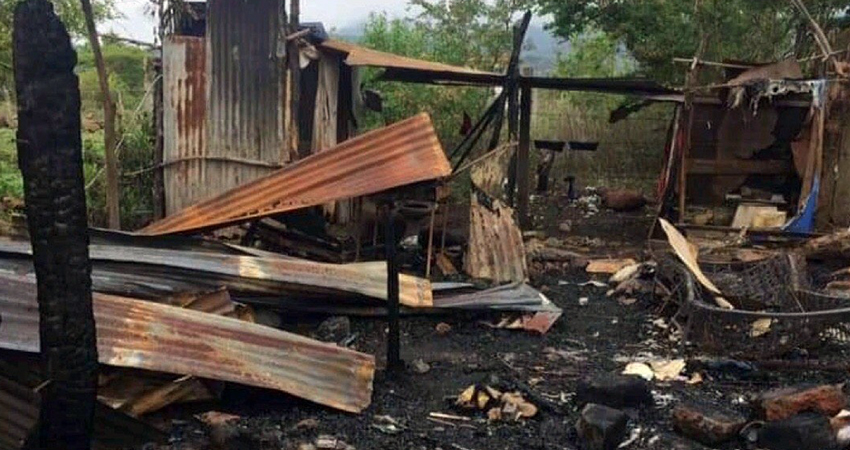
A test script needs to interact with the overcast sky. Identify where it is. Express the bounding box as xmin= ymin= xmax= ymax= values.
xmin=104 ymin=0 xmax=412 ymax=42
